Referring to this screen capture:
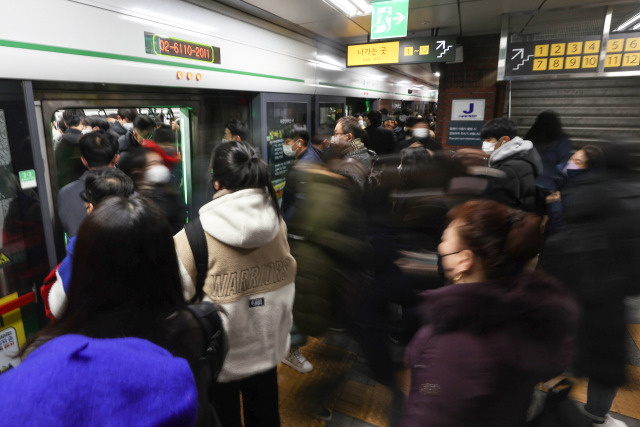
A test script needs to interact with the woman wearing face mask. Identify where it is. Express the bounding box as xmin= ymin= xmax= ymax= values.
xmin=540 ymin=145 xmax=631 ymax=426
xmin=402 ymin=199 xmax=579 ymax=427
xmin=118 ymin=146 xmax=187 ymax=234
